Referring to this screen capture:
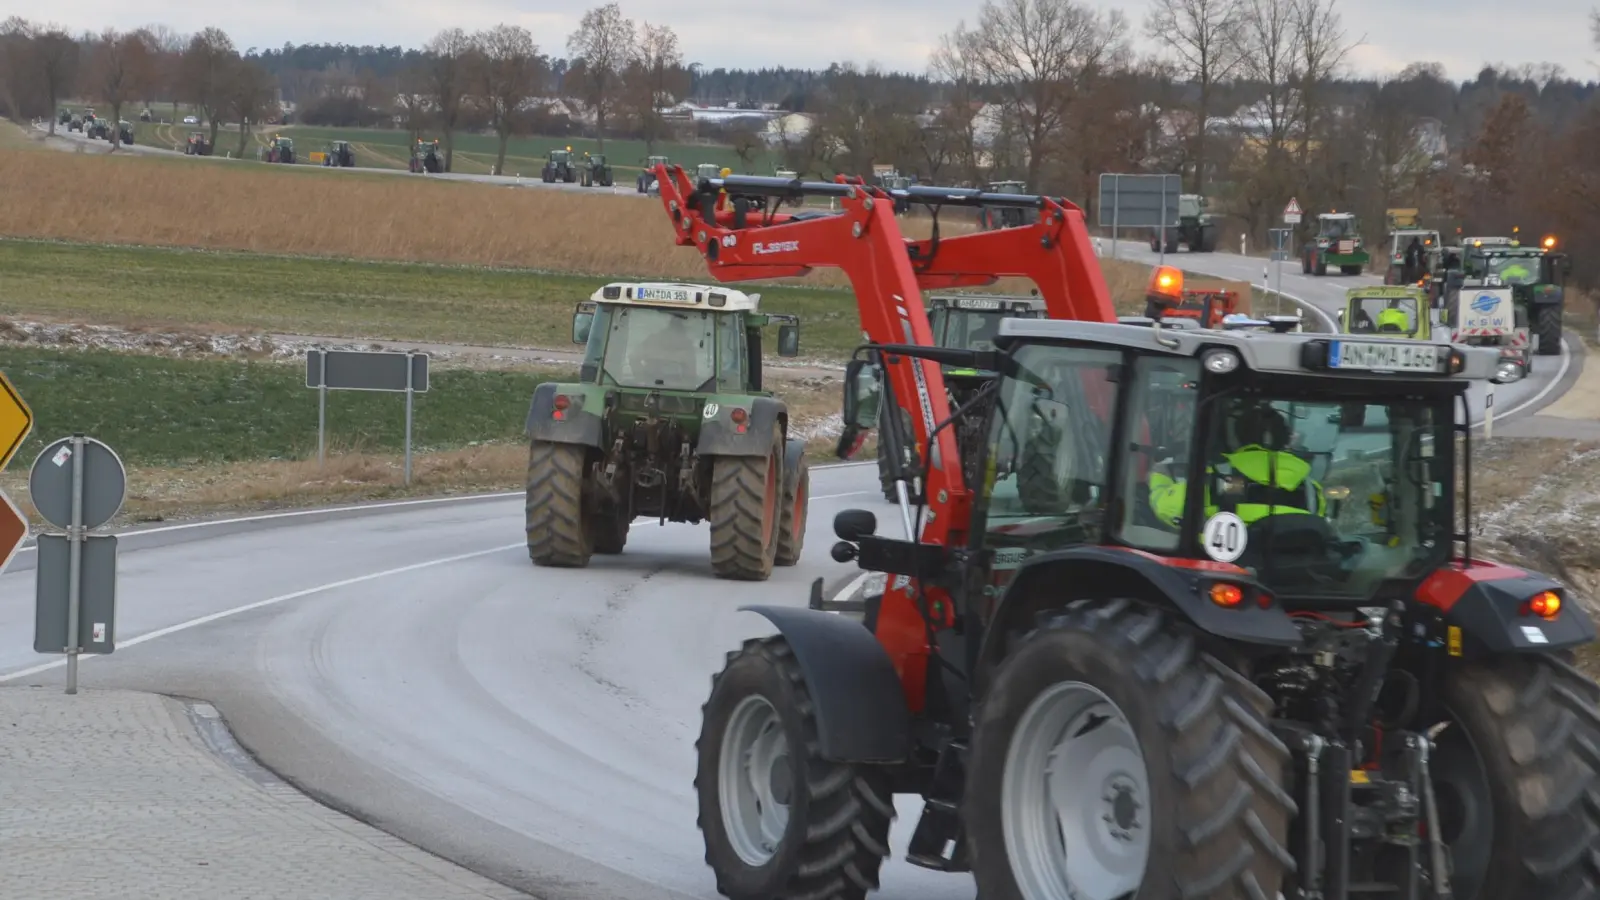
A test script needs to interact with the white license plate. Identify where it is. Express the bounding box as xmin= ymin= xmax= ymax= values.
xmin=1328 ymin=340 xmax=1438 ymax=372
